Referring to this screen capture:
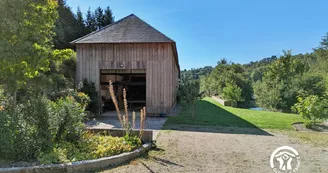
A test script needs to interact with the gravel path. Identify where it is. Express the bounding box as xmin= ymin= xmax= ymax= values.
xmin=101 ymin=128 xmax=328 ymax=173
